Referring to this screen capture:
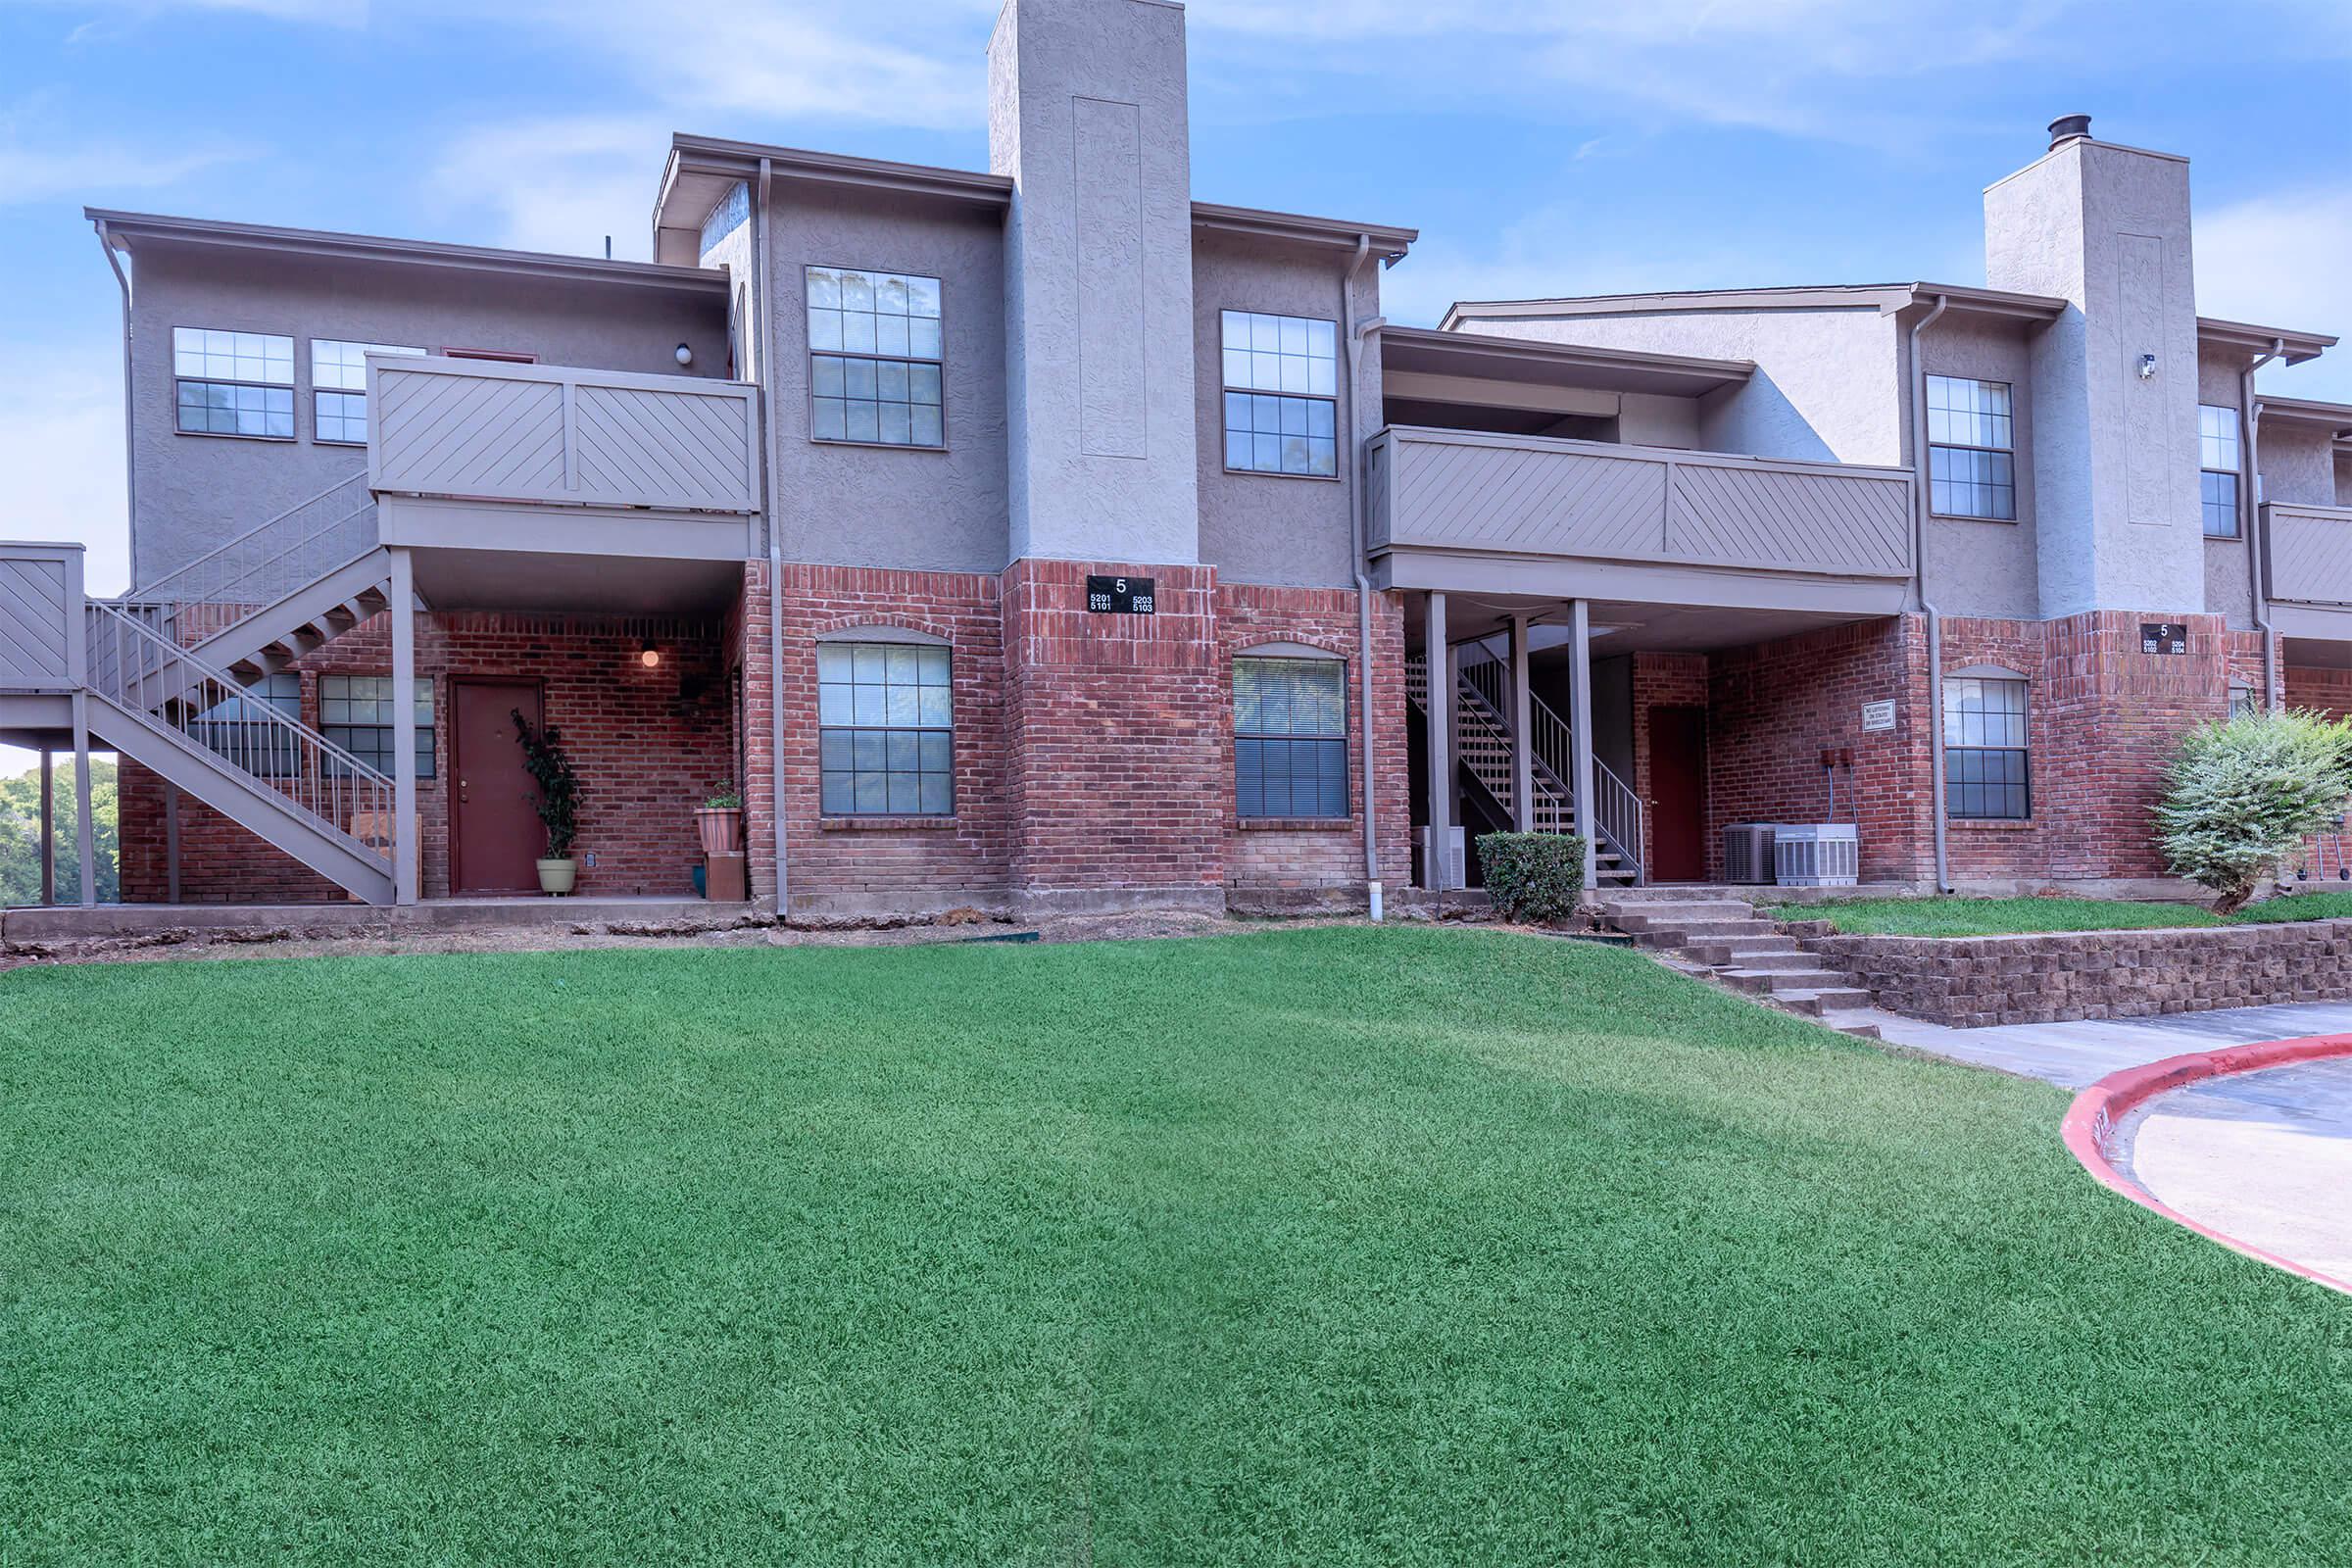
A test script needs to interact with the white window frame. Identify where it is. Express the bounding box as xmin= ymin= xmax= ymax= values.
xmin=1233 ymin=650 xmax=1350 ymax=820
xmin=815 ymin=634 xmax=955 ymax=816
xmin=2199 ymin=404 xmax=2242 ymax=539
xmin=311 ymin=340 xmax=426 ymax=446
xmin=1942 ymin=669 xmax=2031 ymax=821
